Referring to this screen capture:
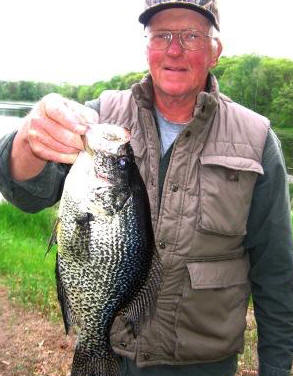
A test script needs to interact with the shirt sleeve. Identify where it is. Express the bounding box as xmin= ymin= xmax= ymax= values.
xmin=0 ymin=131 xmax=70 ymax=212
xmin=245 ymin=128 xmax=293 ymax=376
